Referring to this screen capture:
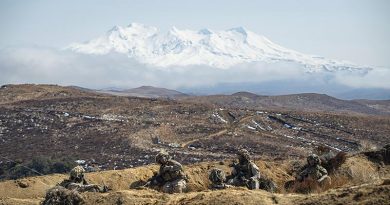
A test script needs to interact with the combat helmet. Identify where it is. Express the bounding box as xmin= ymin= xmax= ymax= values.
xmin=155 ymin=150 xmax=171 ymax=164
xmin=70 ymin=165 xmax=85 ymax=179
xmin=209 ymin=168 xmax=226 ymax=184
xmin=307 ymin=154 xmax=321 ymax=165
xmin=237 ymin=148 xmax=251 ymax=161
